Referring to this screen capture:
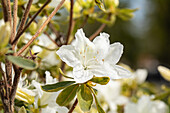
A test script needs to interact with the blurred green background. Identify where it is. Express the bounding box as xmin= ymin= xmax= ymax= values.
xmin=84 ymin=0 xmax=170 ymax=83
